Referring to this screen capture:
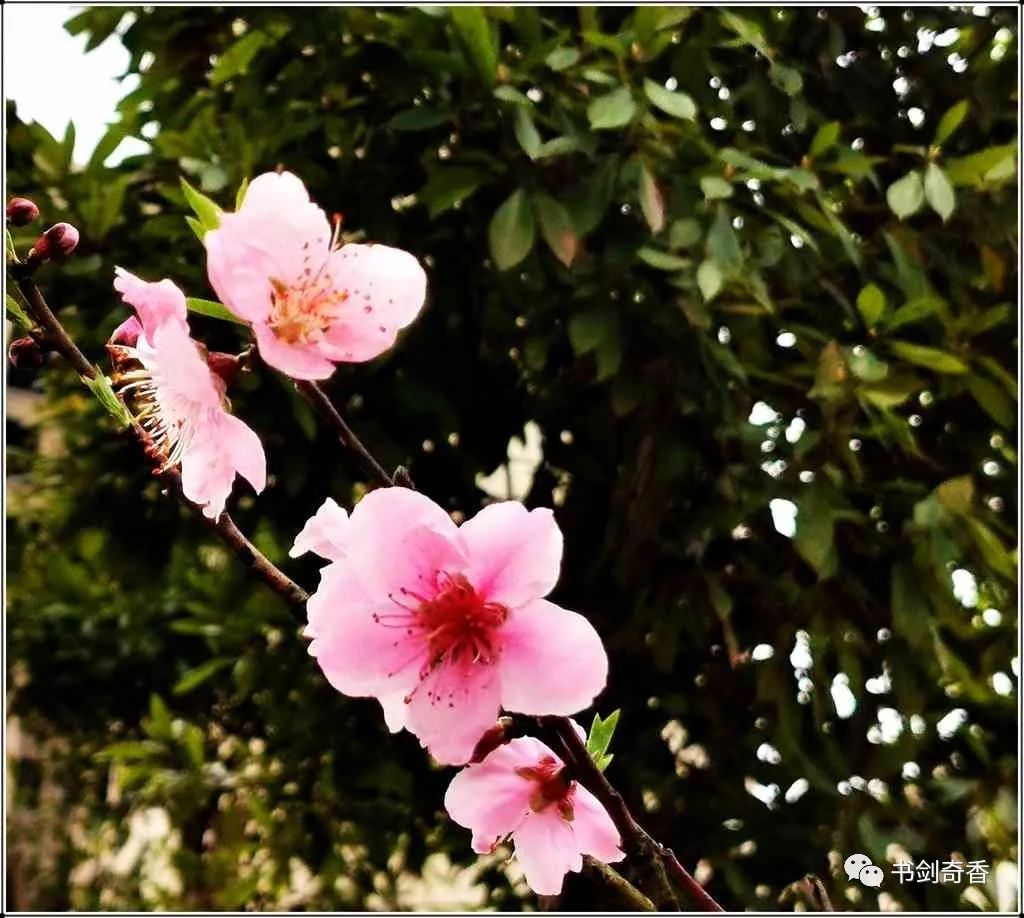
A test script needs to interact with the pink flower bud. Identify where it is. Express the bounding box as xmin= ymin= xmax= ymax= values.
xmin=7 ymin=197 xmax=40 ymax=226
xmin=30 ymin=222 xmax=80 ymax=262
xmin=8 ymin=336 xmax=46 ymax=370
